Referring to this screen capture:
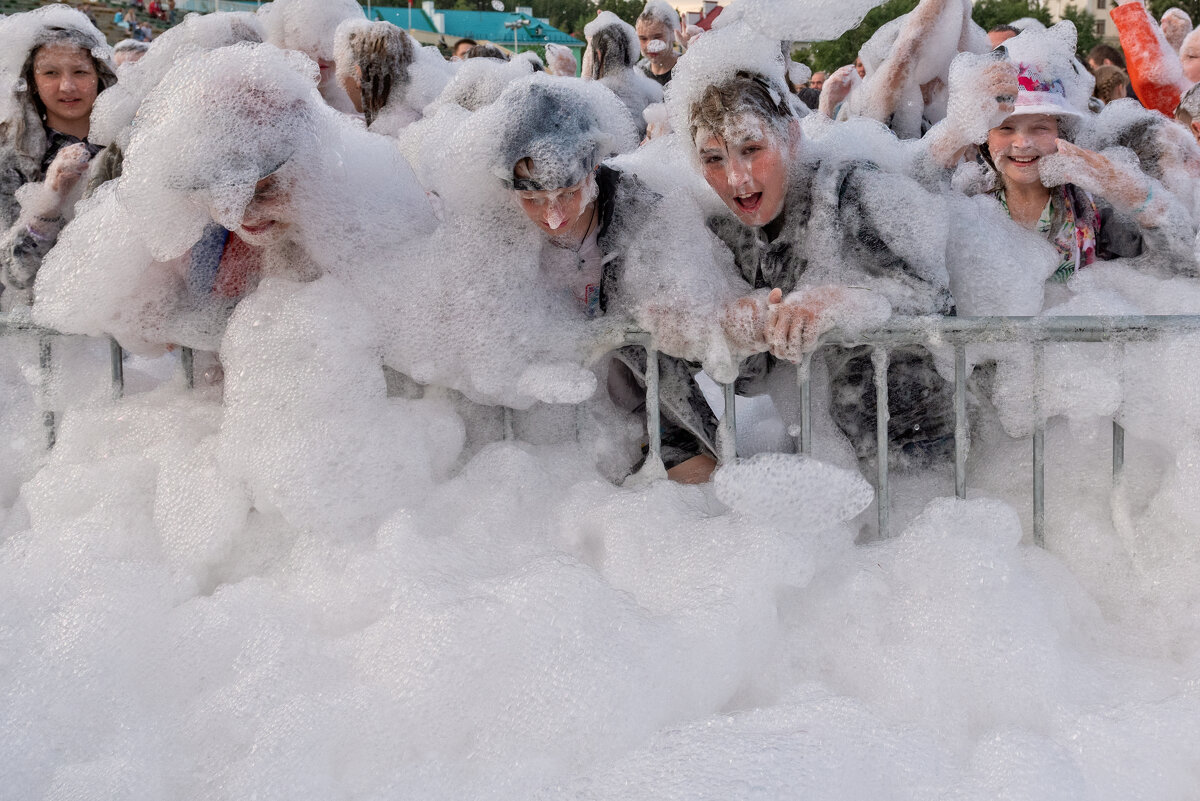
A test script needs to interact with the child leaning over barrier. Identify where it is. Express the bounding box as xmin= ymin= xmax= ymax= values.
xmin=656 ymin=26 xmax=960 ymax=468
xmin=494 ymin=79 xmax=719 ymax=483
